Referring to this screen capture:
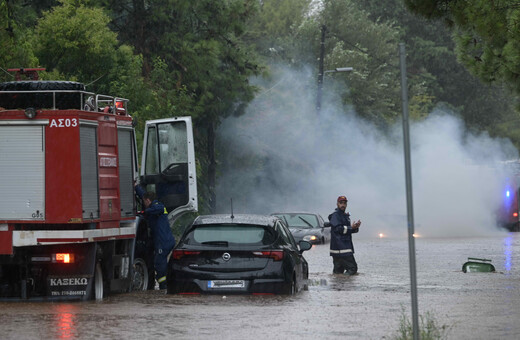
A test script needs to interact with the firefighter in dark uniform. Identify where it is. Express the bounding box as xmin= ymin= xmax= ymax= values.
xmin=329 ymin=195 xmax=361 ymax=275
xmin=135 ymin=186 xmax=176 ymax=289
